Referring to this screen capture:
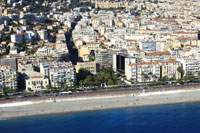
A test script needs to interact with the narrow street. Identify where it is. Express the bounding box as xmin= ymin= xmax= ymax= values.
xmin=65 ymin=22 xmax=79 ymax=65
